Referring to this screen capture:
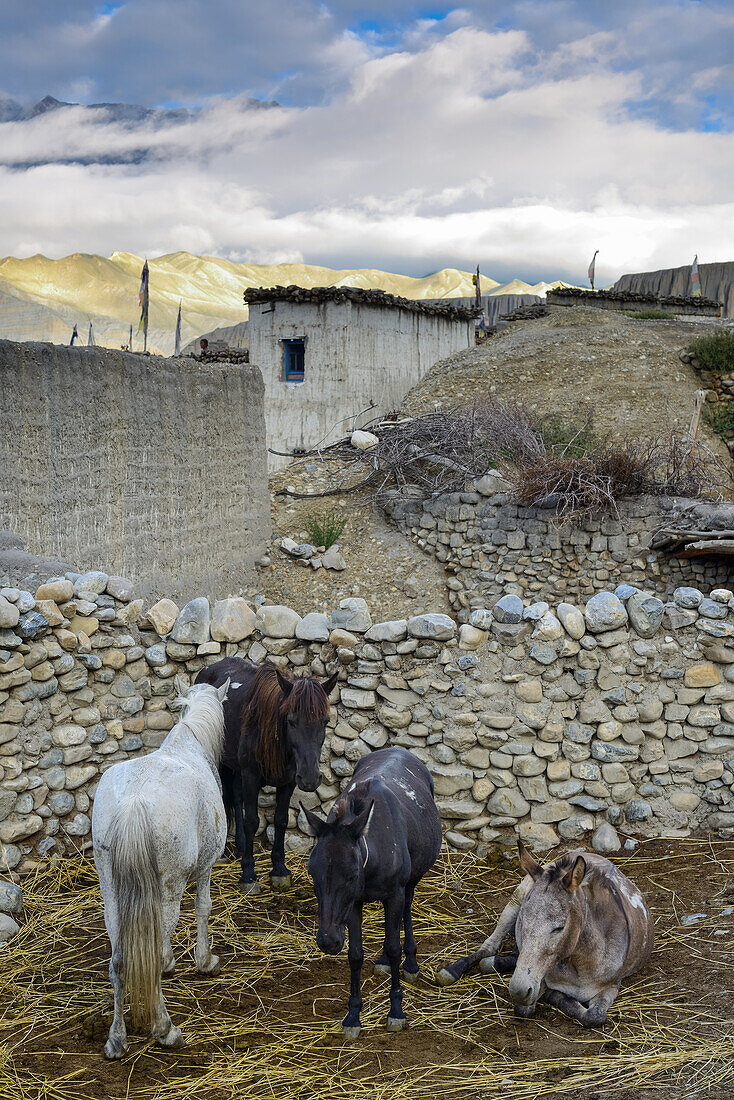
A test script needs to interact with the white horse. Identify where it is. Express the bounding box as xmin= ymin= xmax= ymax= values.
xmin=92 ymin=676 xmax=230 ymax=1059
